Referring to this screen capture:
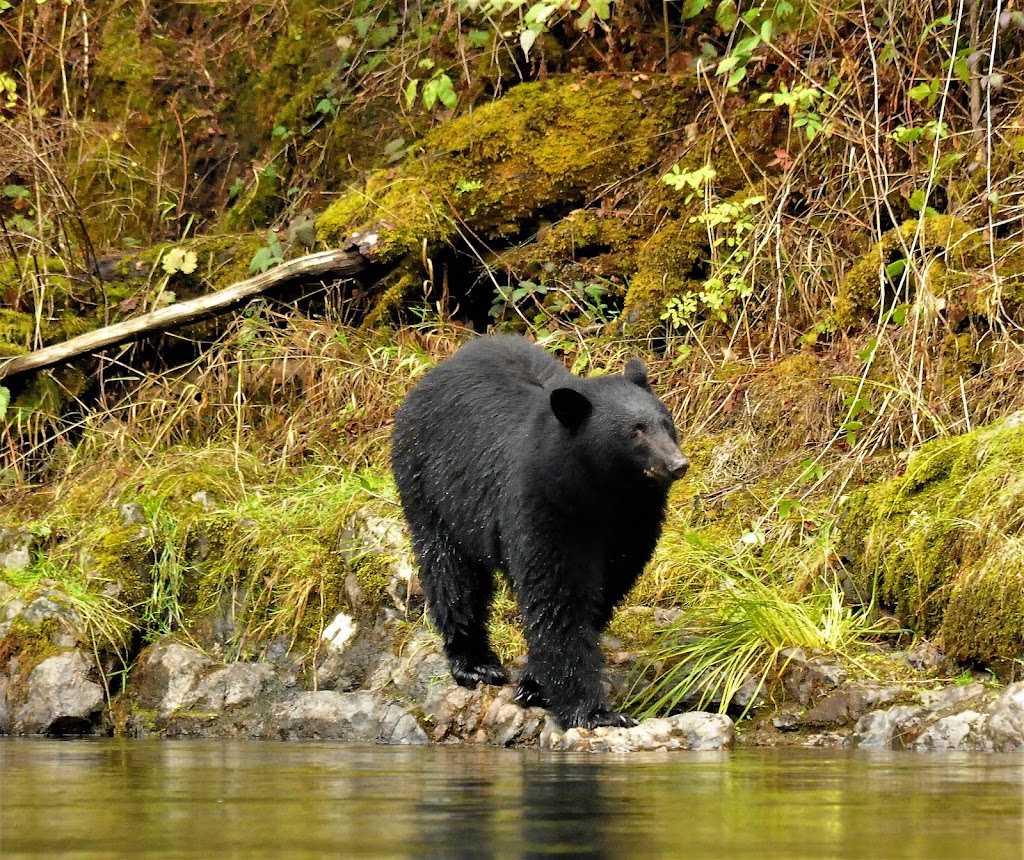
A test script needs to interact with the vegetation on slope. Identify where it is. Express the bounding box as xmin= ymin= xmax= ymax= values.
xmin=3 ymin=0 xmax=1024 ymax=714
